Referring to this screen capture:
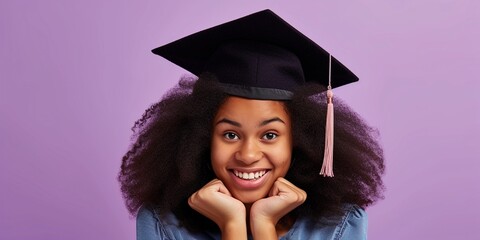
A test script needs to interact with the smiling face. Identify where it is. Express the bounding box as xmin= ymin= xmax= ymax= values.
xmin=211 ymin=96 xmax=293 ymax=203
